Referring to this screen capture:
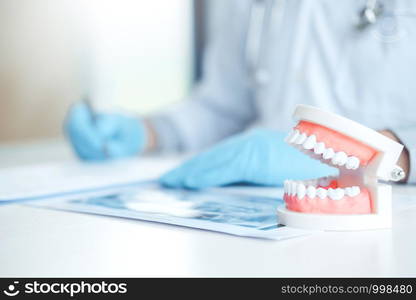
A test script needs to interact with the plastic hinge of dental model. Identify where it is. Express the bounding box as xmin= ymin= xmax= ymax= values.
xmin=390 ymin=166 xmax=406 ymax=182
